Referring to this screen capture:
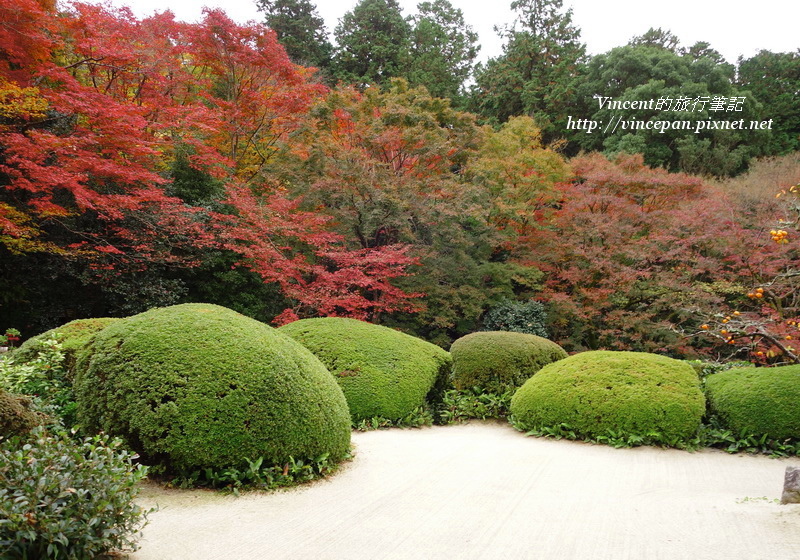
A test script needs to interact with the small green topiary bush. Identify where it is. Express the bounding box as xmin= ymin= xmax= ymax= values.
xmin=14 ymin=318 xmax=119 ymax=379
xmin=450 ymin=331 xmax=567 ymax=394
xmin=74 ymin=303 xmax=351 ymax=474
xmin=705 ymin=364 xmax=800 ymax=441
xmin=511 ymin=351 xmax=705 ymax=447
xmin=279 ymin=317 xmax=452 ymax=423
xmin=0 ymin=427 xmax=149 ymax=559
